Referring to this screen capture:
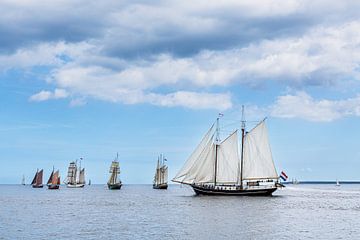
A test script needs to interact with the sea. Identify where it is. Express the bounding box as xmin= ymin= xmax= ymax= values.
xmin=0 ymin=184 xmax=359 ymax=240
